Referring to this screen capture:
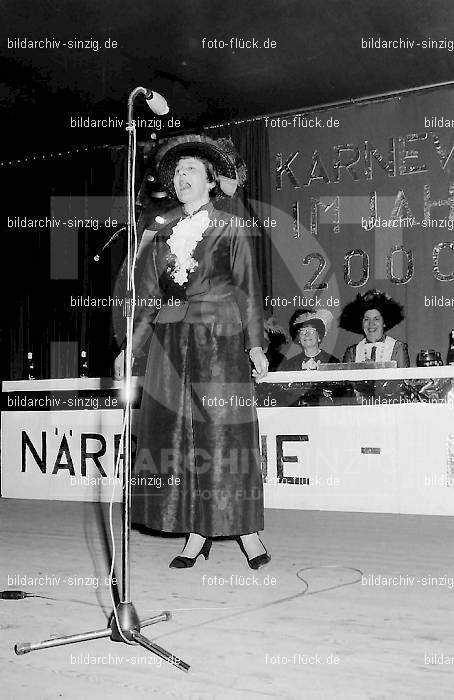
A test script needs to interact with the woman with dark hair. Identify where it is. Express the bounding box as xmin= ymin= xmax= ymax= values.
xmin=279 ymin=308 xmax=339 ymax=370
xmin=114 ymin=134 xmax=270 ymax=570
xmin=340 ymin=289 xmax=410 ymax=367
